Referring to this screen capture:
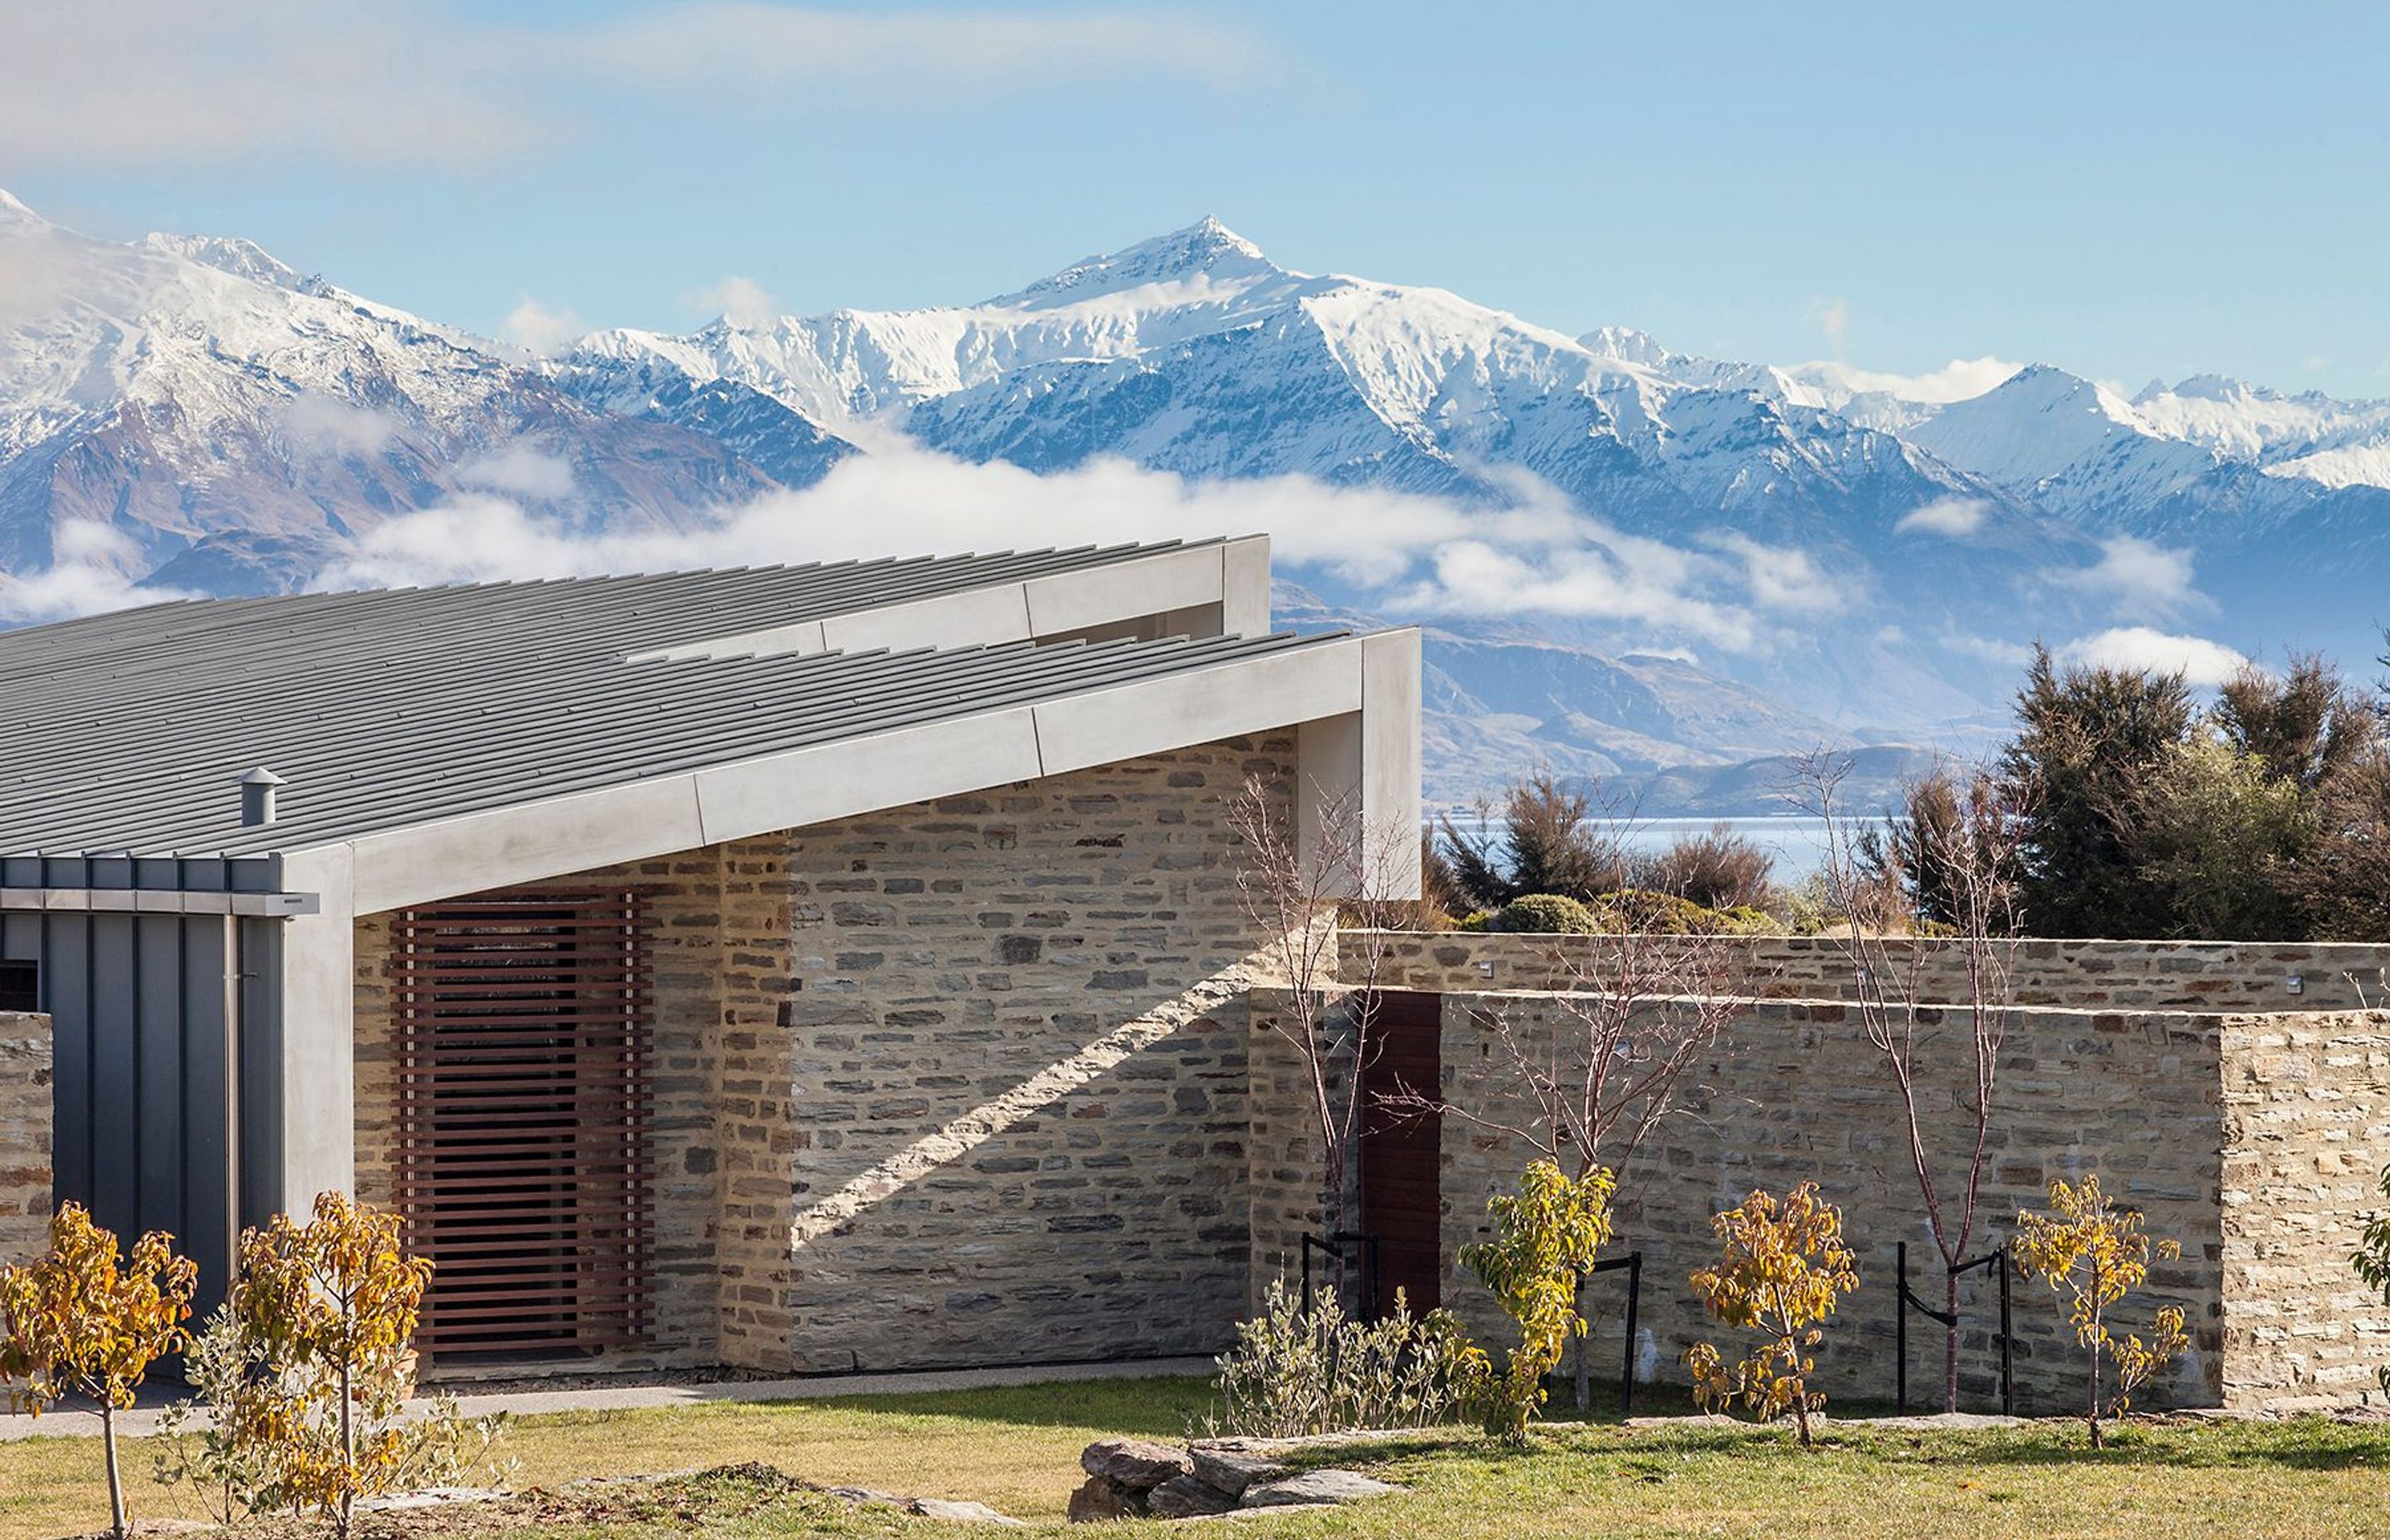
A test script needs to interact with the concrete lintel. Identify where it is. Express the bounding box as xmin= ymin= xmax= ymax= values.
xmin=1023 ymin=544 xmax=1224 ymax=636
xmin=628 ymin=543 xmax=1253 ymax=664
xmin=692 ymin=709 xmax=1047 ymax=846
xmin=1032 ymin=638 xmax=1363 ymax=776
xmin=345 ymin=774 xmax=709 ymax=916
